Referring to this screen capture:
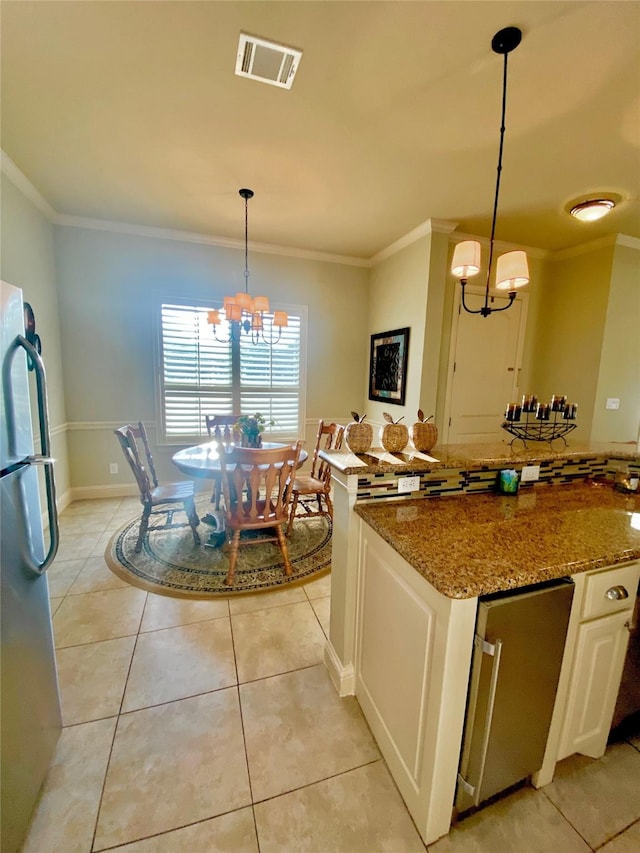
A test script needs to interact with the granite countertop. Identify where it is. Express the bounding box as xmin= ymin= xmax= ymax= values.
xmin=354 ymin=482 xmax=640 ymax=599
xmin=321 ymin=441 xmax=640 ymax=475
